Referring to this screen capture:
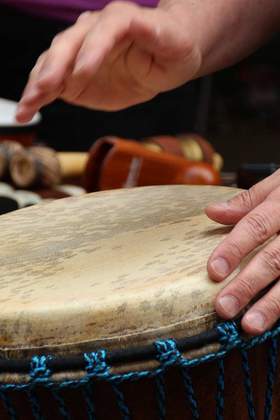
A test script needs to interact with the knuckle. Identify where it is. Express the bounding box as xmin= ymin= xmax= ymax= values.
xmin=263 ymin=295 xmax=280 ymax=318
xmin=30 ymin=52 xmax=47 ymax=75
xmin=245 ymin=212 xmax=270 ymax=242
xmin=104 ymin=1 xmax=137 ymax=14
xmin=37 ymin=51 xmax=47 ymax=65
xmin=225 ymin=240 xmax=243 ymax=261
xmin=230 ymin=189 xmax=254 ymax=211
xmin=261 ymin=248 xmax=280 ymax=275
xmin=77 ymin=11 xmax=92 ymax=22
xmin=236 ymin=277 xmax=256 ymax=300
xmin=36 ymin=76 xmax=53 ymax=90
xmin=51 ymin=33 xmax=63 ymax=46
xmin=104 ymin=1 xmax=122 ymax=13
xmin=273 ymin=168 xmax=280 ymax=178
xmin=61 ymin=89 xmax=78 ymax=103
xmin=267 ymin=186 xmax=280 ymax=202
xmin=74 ymin=63 xmax=93 ymax=78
